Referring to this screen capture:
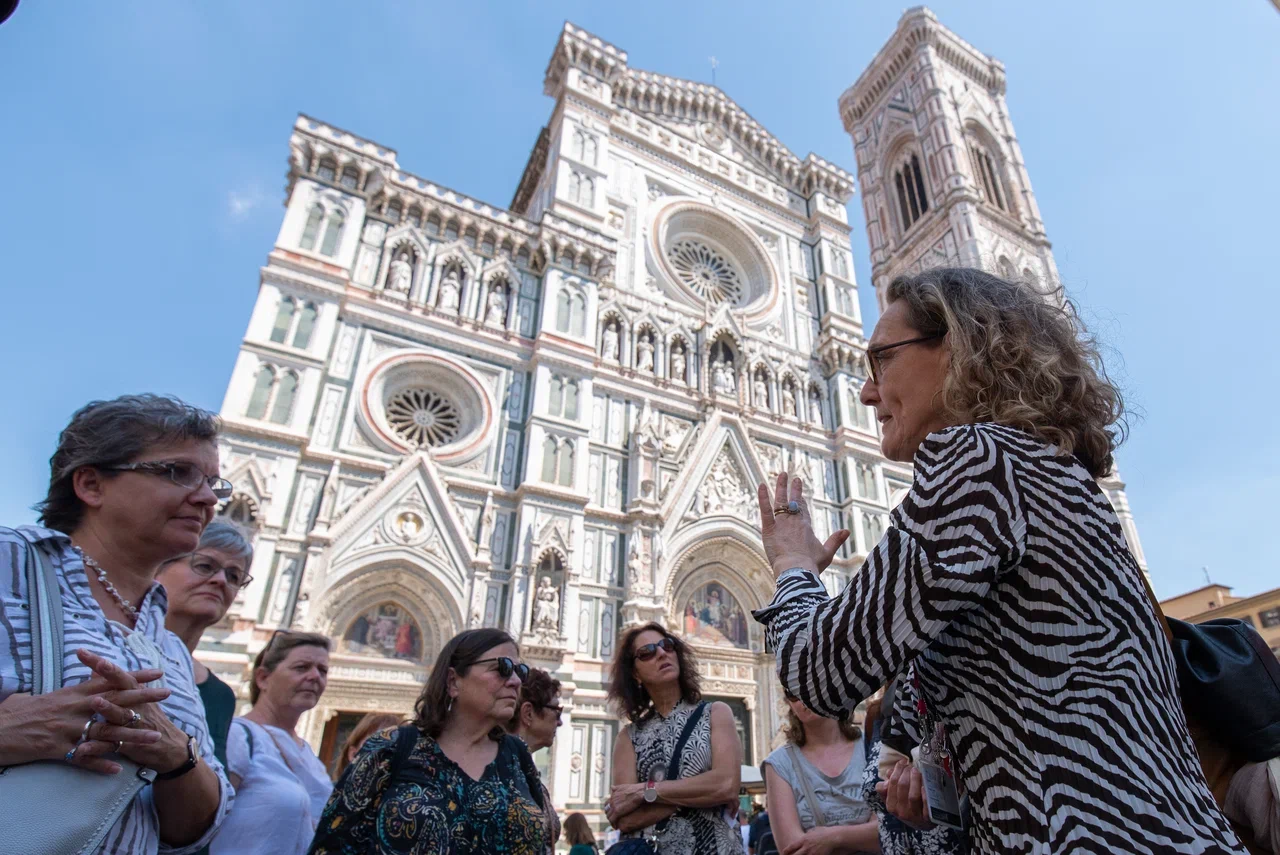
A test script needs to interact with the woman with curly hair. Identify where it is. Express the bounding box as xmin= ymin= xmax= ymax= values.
xmin=753 ymin=268 xmax=1244 ymax=854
